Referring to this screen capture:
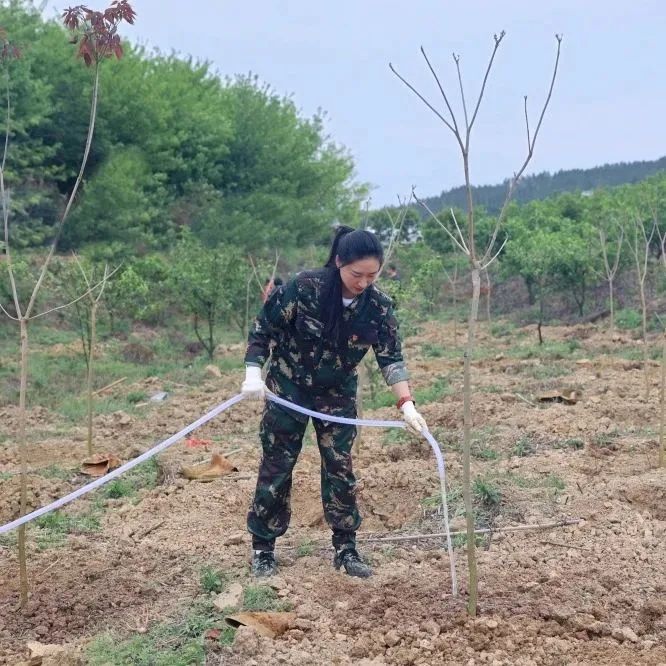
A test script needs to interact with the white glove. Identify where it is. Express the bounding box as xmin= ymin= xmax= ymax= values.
xmin=241 ymin=365 xmax=266 ymax=400
xmin=401 ymin=401 xmax=428 ymax=434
